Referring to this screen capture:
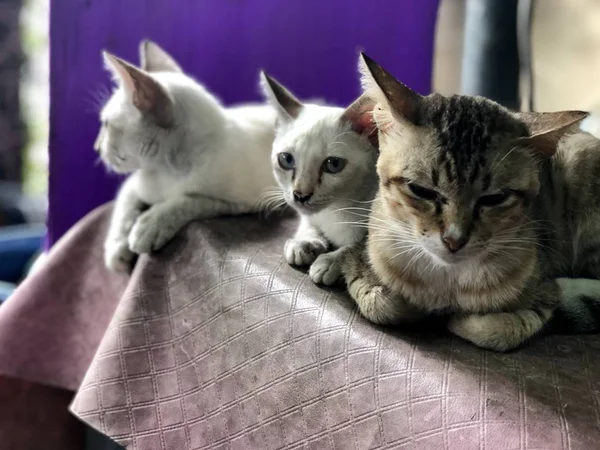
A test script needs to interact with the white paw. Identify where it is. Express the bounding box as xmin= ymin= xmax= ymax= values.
xmin=104 ymin=238 xmax=135 ymax=273
xmin=309 ymin=252 xmax=342 ymax=286
xmin=128 ymin=208 xmax=176 ymax=254
xmin=284 ymin=238 xmax=327 ymax=267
